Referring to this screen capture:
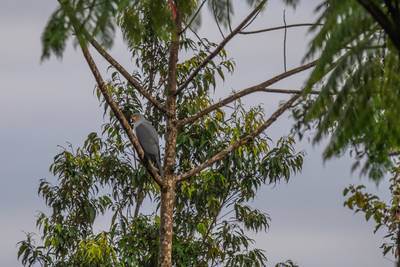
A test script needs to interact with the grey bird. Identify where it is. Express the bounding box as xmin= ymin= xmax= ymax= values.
xmin=131 ymin=113 xmax=163 ymax=177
